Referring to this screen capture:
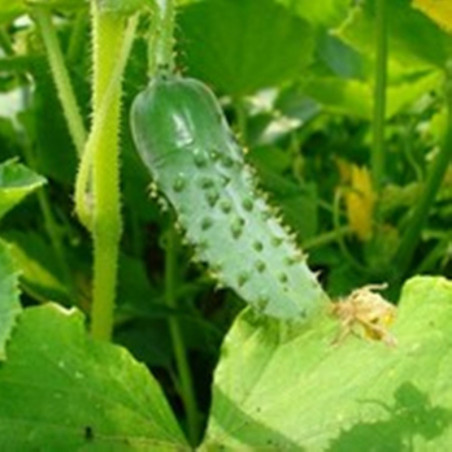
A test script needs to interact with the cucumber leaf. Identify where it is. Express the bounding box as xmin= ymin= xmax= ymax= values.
xmin=177 ymin=0 xmax=315 ymax=95
xmin=202 ymin=276 xmax=452 ymax=450
xmin=0 ymin=304 xmax=190 ymax=450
